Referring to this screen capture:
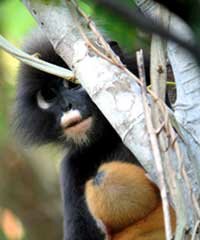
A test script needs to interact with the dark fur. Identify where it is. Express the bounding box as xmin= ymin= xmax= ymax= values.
xmin=15 ymin=30 xmax=146 ymax=240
